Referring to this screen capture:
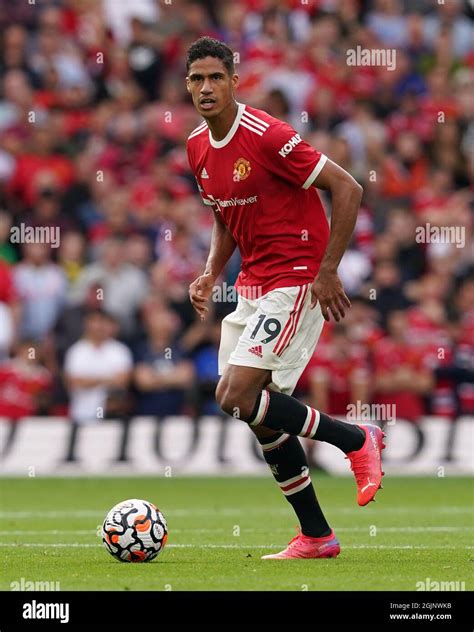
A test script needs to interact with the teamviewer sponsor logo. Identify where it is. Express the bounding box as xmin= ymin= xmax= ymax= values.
xmin=278 ymin=133 xmax=302 ymax=157
xmin=208 ymin=194 xmax=258 ymax=209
